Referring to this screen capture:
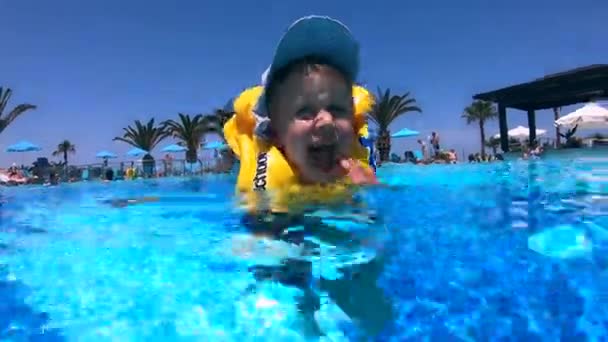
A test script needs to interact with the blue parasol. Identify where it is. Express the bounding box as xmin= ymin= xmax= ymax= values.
xmin=6 ymin=140 xmax=41 ymax=152
xmin=126 ymin=147 xmax=148 ymax=157
xmin=161 ymin=144 xmax=187 ymax=153
xmin=202 ymin=141 xmax=227 ymax=150
xmin=391 ymin=128 xmax=420 ymax=138
xmin=96 ymin=150 xmax=117 ymax=159
xmin=6 ymin=140 xmax=42 ymax=165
